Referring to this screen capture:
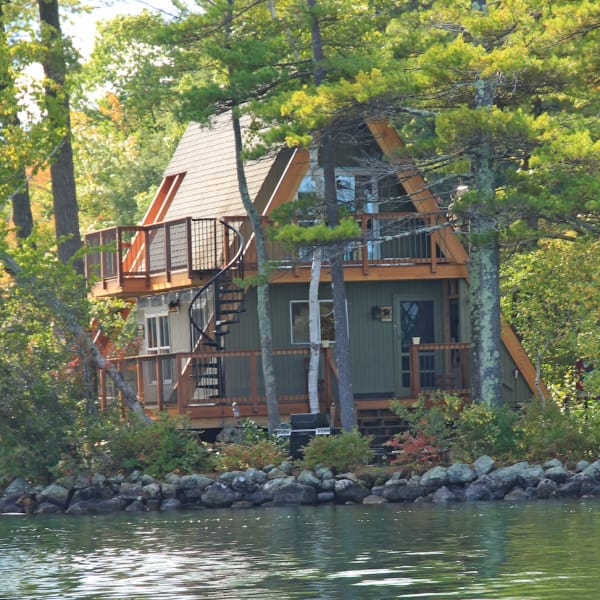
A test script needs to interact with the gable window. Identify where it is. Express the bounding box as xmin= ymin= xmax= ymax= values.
xmin=146 ymin=314 xmax=173 ymax=382
xmin=290 ymin=300 xmax=336 ymax=345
